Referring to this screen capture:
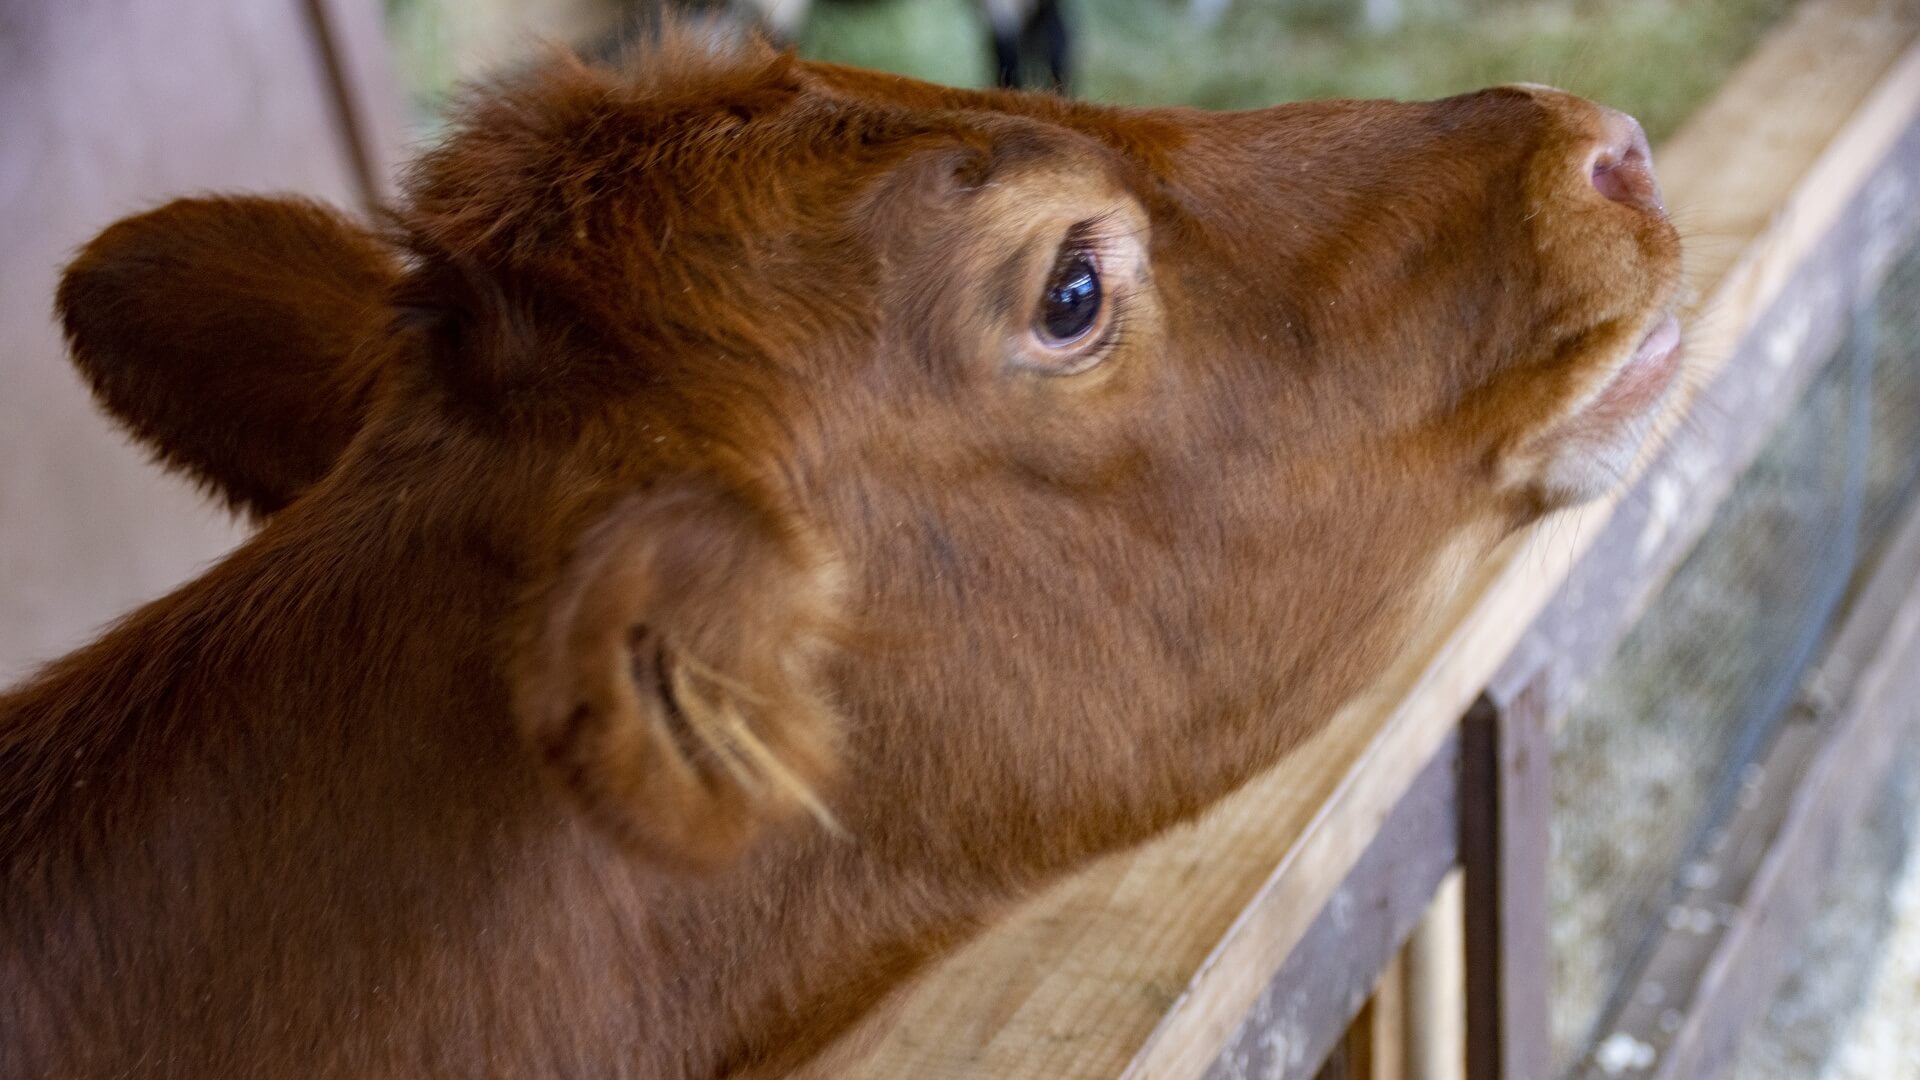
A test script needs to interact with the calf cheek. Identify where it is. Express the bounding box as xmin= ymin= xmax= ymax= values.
xmin=1177 ymin=442 xmax=1467 ymax=730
